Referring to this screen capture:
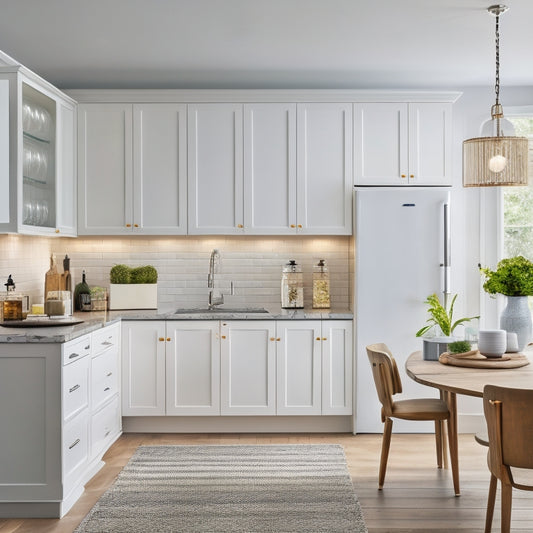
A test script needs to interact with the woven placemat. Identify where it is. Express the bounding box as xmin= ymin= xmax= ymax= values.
xmin=439 ymin=350 xmax=530 ymax=368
